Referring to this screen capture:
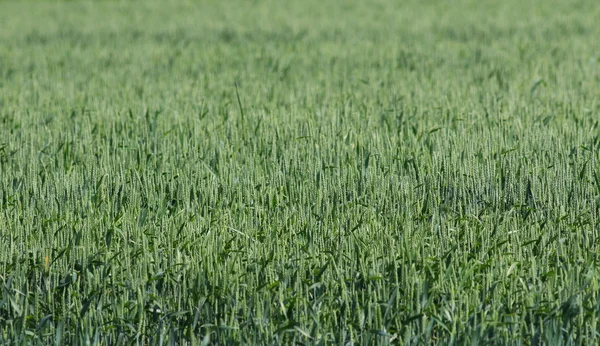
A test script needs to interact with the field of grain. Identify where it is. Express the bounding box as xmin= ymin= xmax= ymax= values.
xmin=1 ymin=0 xmax=600 ymax=344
